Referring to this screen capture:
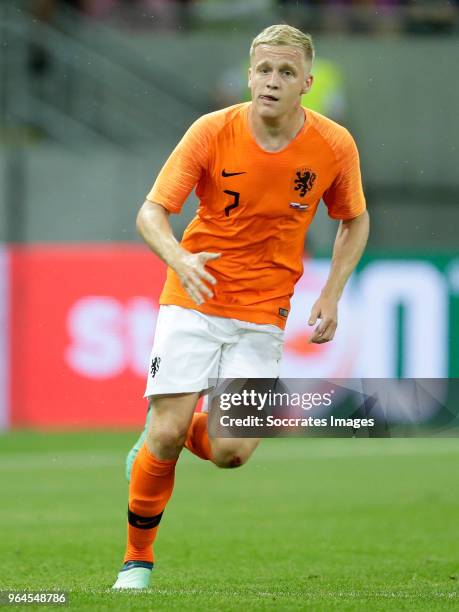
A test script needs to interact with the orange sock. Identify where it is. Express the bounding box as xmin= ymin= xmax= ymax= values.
xmin=124 ymin=444 xmax=177 ymax=564
xmin=185 ymin=412 xmax=212 ymax=461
